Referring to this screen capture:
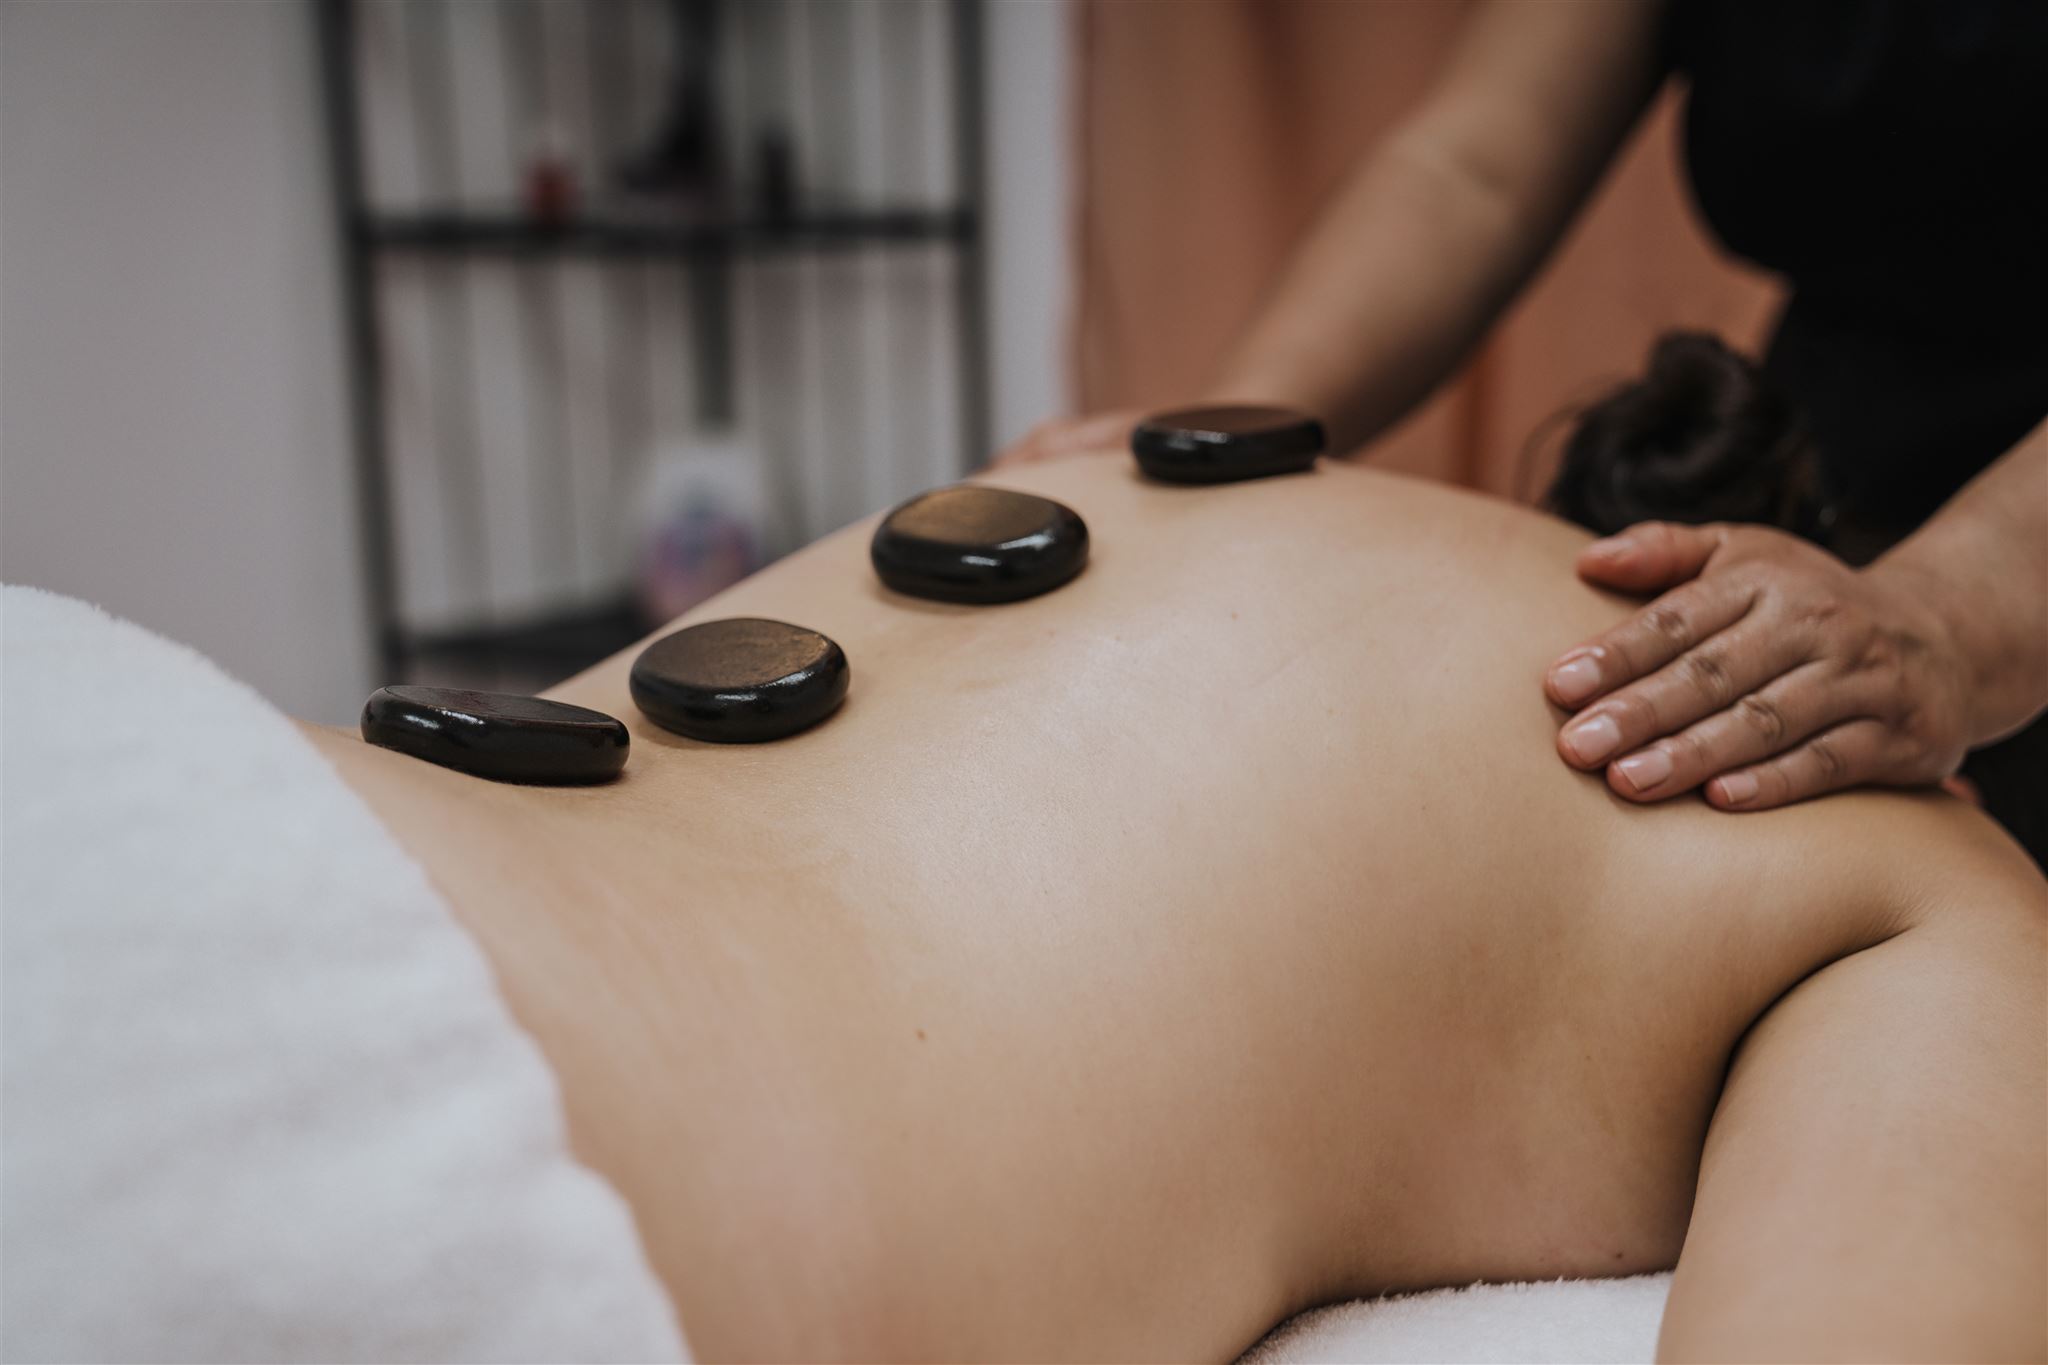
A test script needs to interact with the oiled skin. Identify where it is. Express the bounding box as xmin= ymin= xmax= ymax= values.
xmin=307 ymin=460 xmax=2044 ymax=1362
